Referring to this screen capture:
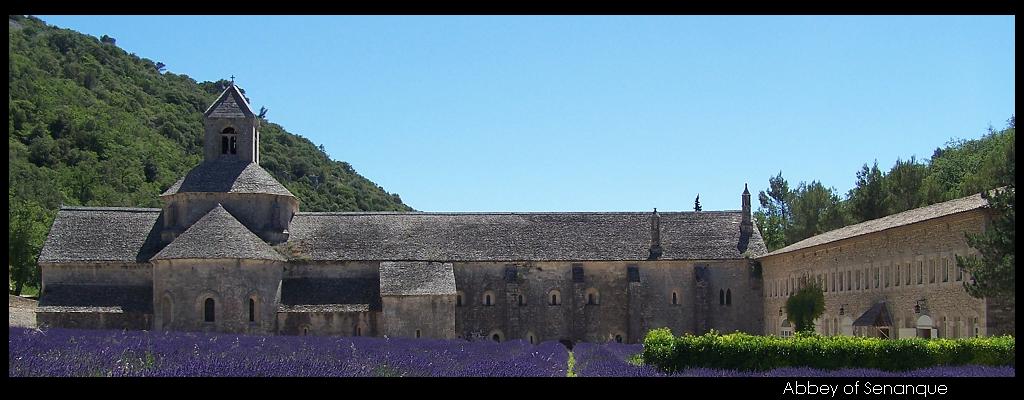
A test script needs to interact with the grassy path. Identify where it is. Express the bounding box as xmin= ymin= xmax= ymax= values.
xmin=567 ymin=351 xmax=576 ymax=377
